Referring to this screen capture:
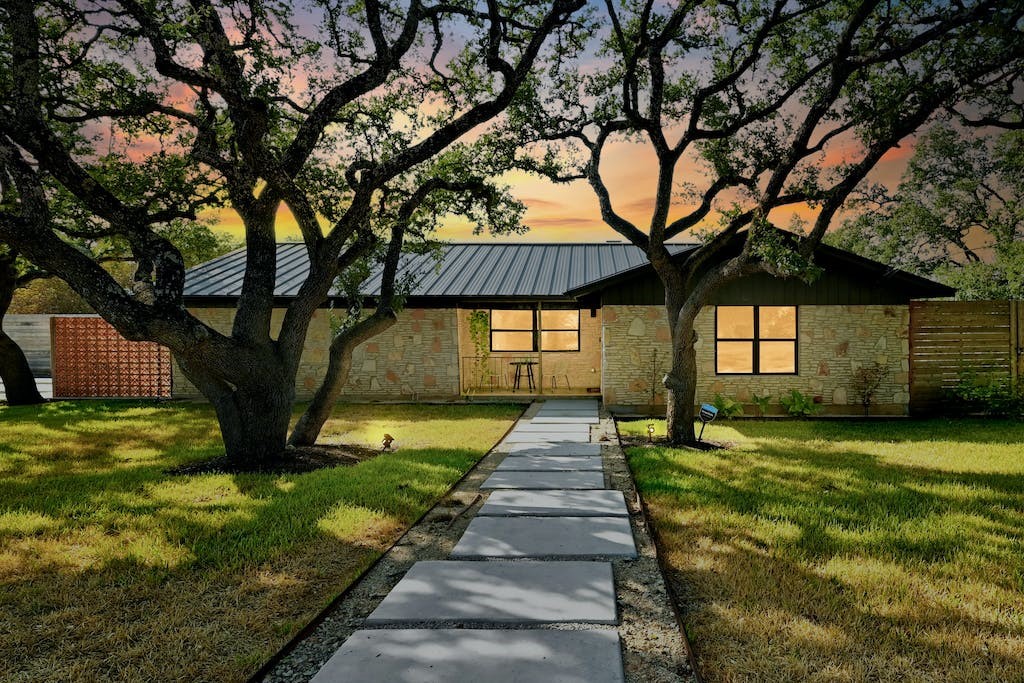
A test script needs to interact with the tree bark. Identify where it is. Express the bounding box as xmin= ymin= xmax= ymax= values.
xmin=289 ymin=310 xmax=398 ymax=447
xmin=664 ymin=316 xmax=699 ymax=445
xmin=0 ymin=258 xmax=44 ymax=406
xmin=178 ymin=353 xmax=295 ymax=466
